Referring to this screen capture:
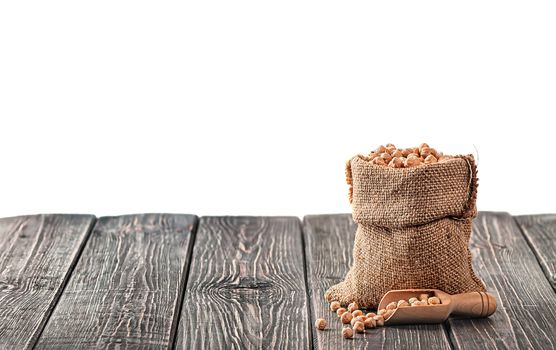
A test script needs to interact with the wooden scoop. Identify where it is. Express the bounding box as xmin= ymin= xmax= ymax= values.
xmin=378 ymin=289 xmax=497 ymax=325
